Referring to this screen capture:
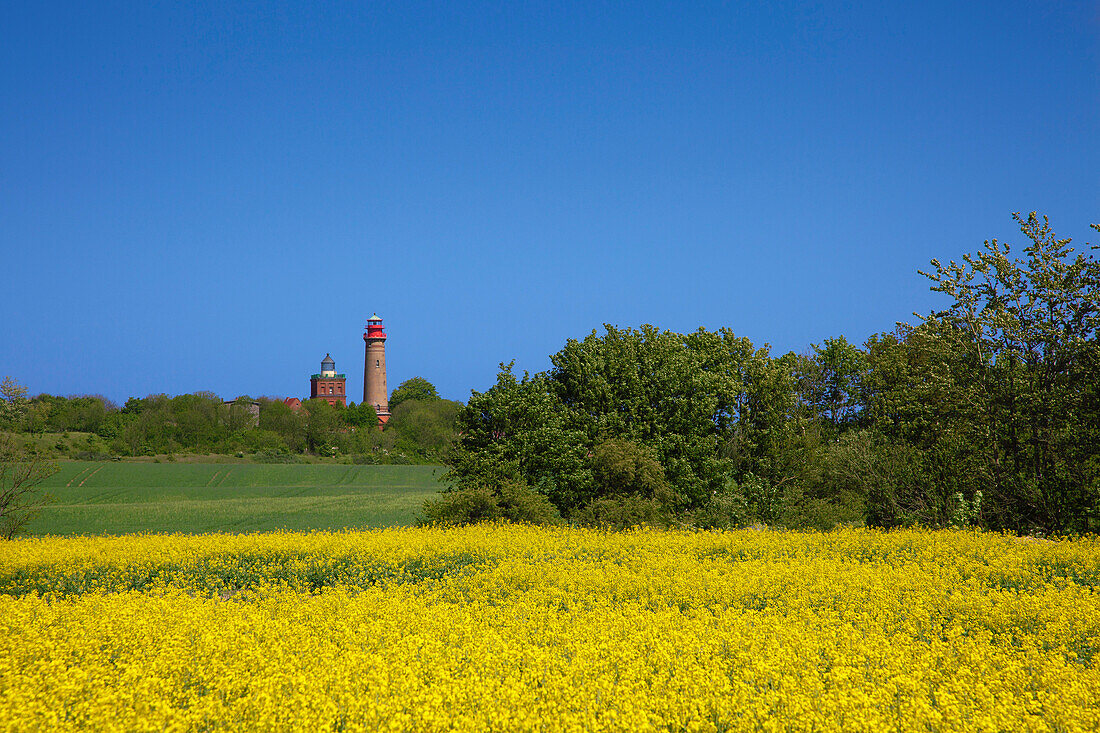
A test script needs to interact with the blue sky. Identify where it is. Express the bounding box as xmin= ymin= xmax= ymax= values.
xmin=2 ymin=1 xmax=1097 ymax=405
